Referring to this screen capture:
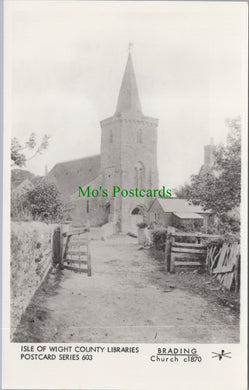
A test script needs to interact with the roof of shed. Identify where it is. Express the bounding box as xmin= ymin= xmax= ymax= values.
xmin=173 ymin=212 xmax=204 ymax=220
xmin=151 ymin=198 xmax=210 ymax=214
